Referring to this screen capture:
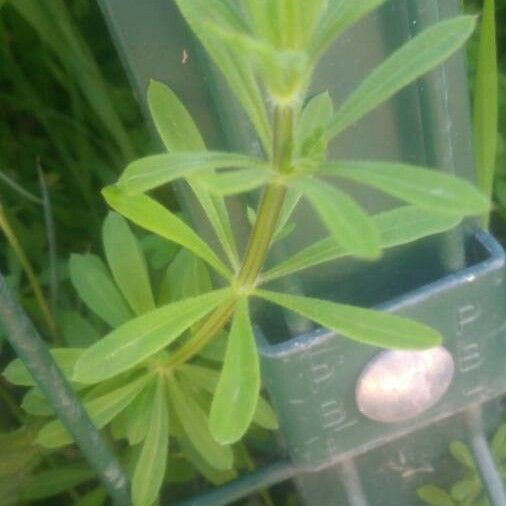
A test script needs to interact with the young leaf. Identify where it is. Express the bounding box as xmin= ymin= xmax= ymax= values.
xmin=37 ymin=374 xmax=150 ymax=448
xmin=310 ymin=0 xmax=389 ymax=58
xmin=261 ymin=206 xmax=461 ymax=282
xmin=4 ymin=348 xmax=84 ymax=387
xmin=255 ymin=289 xmax=441 ymax=349
xmin=58 ymin=310 xmax=100 ymax=347
xmin=132 ymin=378 xmax=169 ymax=506
xmin=174 ymin=0 xmax=271 ymax=153
xmin=103 ymin=212 xmax=155 ymax=315
xmin=168 ymin=377 xmax=233 ymax=471
xmin=322 ymin=161 xmax=489 ymax=216
xmin=147 ymin=80 xmax=239 ymax=268
xmin=103 ymin=186 xmax=232 ymax=279
xmin=327 ymin=16 xmax=476 ymax=138
xmin=207 ymin=23 xmax=309 ymax=102
xmin=296 ymin=91 xmax=333 ymax=160
xmin=449 ymin=441 xmax=476 ymax=470
xmin=73 ymin=289 xmax=231 ymax=384
xmin=124 ymin=379 xmax=157 ymax=445
xmin=210 ymin=299 xmax=260 ymax=444
xmin=417 ymin=485 xmax=456 ymax=506
xmin=293 ymin=176 xmax=381 ymax=259
xmin=20 ymin=466 xmax=95 ymax=501
xmin=199 ymin=167 xmax=271 ymax=195
xmin=69 ymin=253 xmax=132 ymax=328
xmin=473 ymin=0 xmax=497 ymax=228
xmin=118 ymin=151 xmax=267 ymax=195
